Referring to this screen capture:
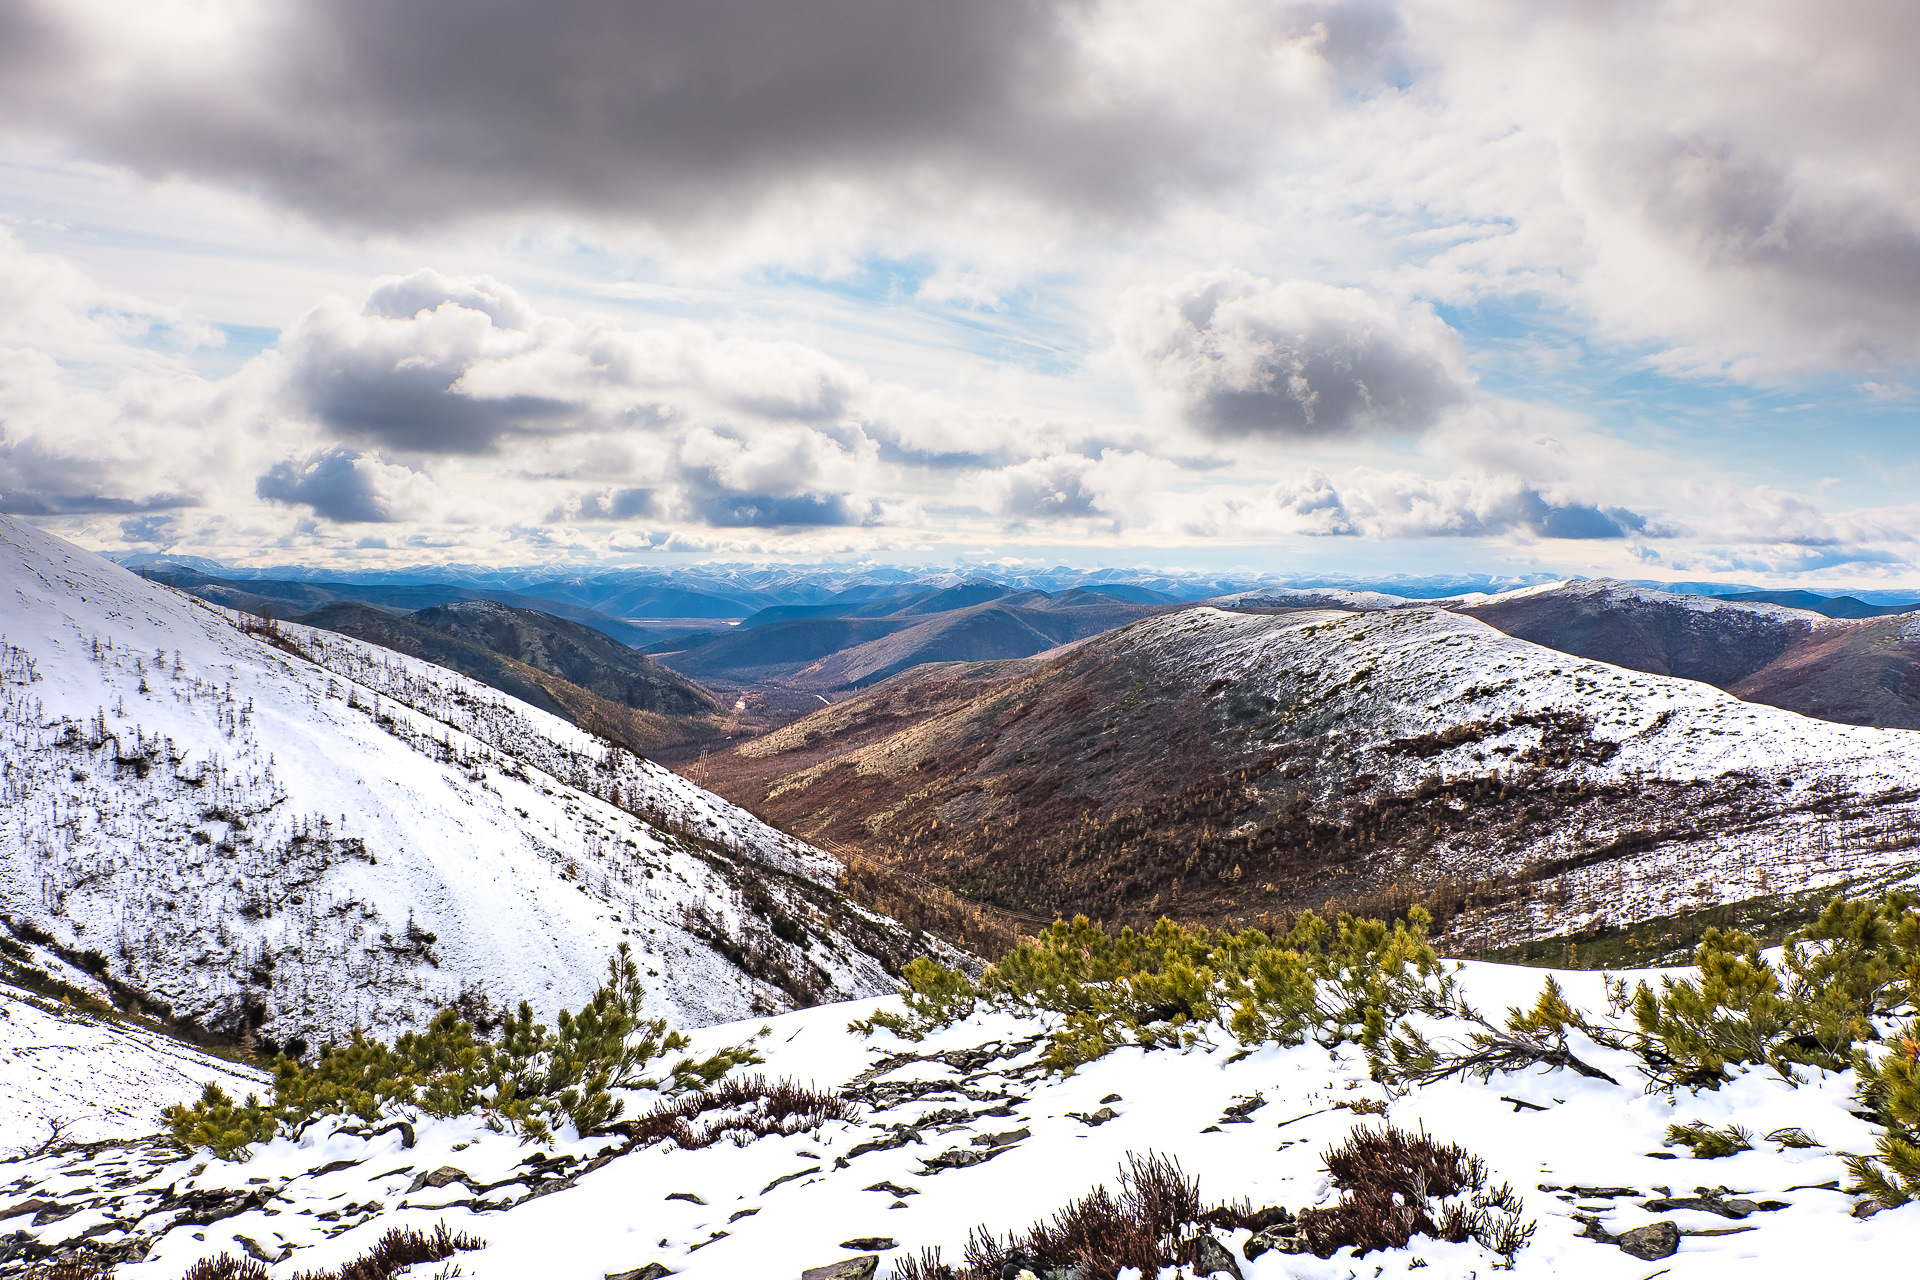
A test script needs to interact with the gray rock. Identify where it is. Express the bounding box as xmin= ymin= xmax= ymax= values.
xmin=839 ymin=1237 xmax=898 ymax=1250
xmin=801 ymin=1256 xmax=879 ymax=1280
xmin=1067 ymin=1106 xmax=1117 ymax=1127
xmin=405 ymin=1166 xmax=469 ymax=1194
xmin=234 ymin=1233 xmax=288 ymax=1263
xmin=1853 ymin=1200 xmax=1887 ymax=1220
xmin=1615 ymin=1221 xmax=1680 ymax=1260
xmin=1244 ymin=1223 xmax=1310 ymax=1260
xmin=1187 ymin=1232 xmax=1243 ymax=1279
xmin=863 ymin=1181 xmax=918 ymax=1197
xmin=664 ymin=1191 xmax=706 ymax=1205
xmin=970 ymin=1128 xmax=1030 ymax=1148
xmin=606 ymin=1267 xmax=673 ymax=1280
